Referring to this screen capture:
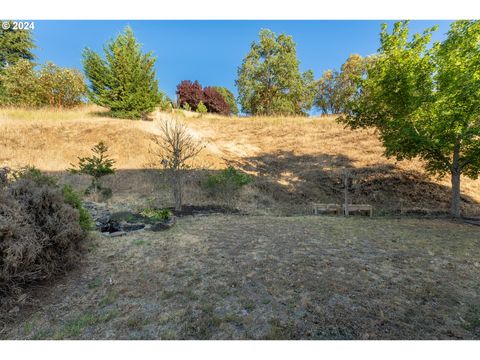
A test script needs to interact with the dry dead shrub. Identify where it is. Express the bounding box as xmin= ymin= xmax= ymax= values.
xmin=0 ymin=177 xmax=86 ymax=307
